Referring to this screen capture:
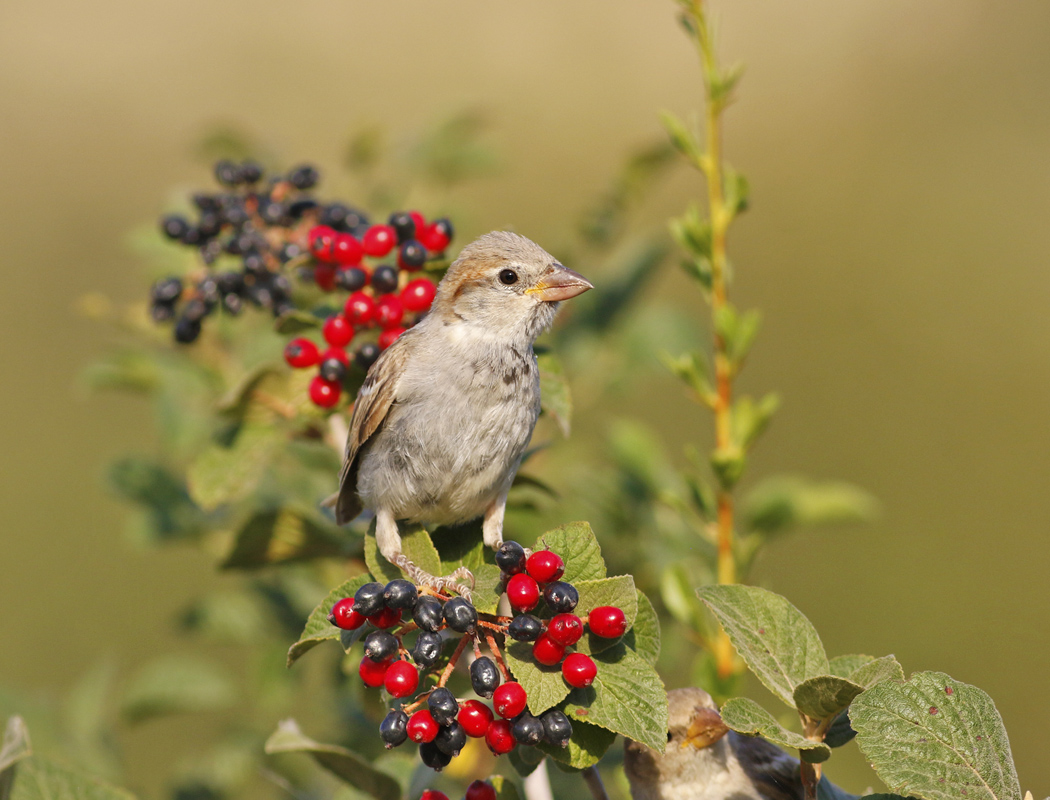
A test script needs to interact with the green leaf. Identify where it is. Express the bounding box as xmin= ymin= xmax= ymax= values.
xmin=538 ymin=719 xmax=617 ymax=770
xmin=625 ymin=591 xmax=661 ymax=665
xmin=221 ymin=509 xmax=350 ymax=569
xmin=364 ymin=525 xmax=441 ymax=584
xmin=538 ymin=352 xmax=572 ymax=437
xmin=107 ymin=458 xmax=206 ymax=543
xmin=1 ymin=717 xmax=30 ymax=800
xmin=849 ymin=655 xmax=904 ymax=689
xmin=120 ymin=656 xmax=236 ymax=723
xmin=670 ymin=203 xmax=712 ymax=261
xmin=697 ymin=584 xmax=829 ymax=707
xmin=710 ymin=63 xmax=745 ymax=107
xmin=731 ymin=393 xmax=779 ymax=449
xmin=273 ymin=309 xmax=322 ymax=335
xmin=187 ymin=424 xmax=280 ymax=511
xmin=538 ymin=522 xmax=606 ymax=583
xmin=851 ymin=671 xmax=1022 ymax=800
xmin=710 ymin=446 xmax=746 ymax=489
xmin=505 ymin=642 xmax=570 ymax=715
xmin=82 ymin=349 xmax=159 ymax=395
xmin=743 ymin=476 xmax=878 ymax=535
xmin=659 ymin=111 xmax=702 ymax=164
xmin=508 ymin=747 xmax=544 ymax=778
xmin=720 ymin=697 xmax=830 ymax=763
xmin=264 ymin=720 xmax=400 ymax=800
xmin=9 ymin=756 xmax=137 ymax=800
xmin=660 ymin=351 xmax=713 ymax=403
xmin=215 ymin=362 xmax=280 ymax=419
xmin=575 ymin=576 xmax=639 ymax=656
xmin=660 ymin=564 xmax=705 ymax=631
xmin=724 ymin=165 xmax=750 ymax=217
xmin=793 ymin=675 xmax=864 ymax=721
xmin=469 ymin=564 xmax=504 ymax=615
xmin=560 ymin=645 xmax=668 ymax=752
xmin=181 ymin=590 xmax=269 ymax=643
xmin=287 ymin=575 xmax=374 ymax=666
xmin=488 ymin=776 xmax=522 ymax=800
xmin=828 ymin=654 xmax=875 ymax=678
